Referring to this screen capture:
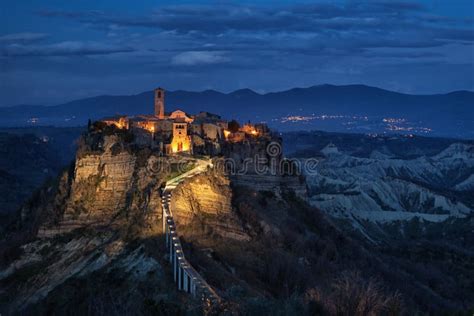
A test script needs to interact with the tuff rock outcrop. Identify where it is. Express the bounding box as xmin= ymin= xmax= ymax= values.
xmin=0 ymin=131 xmax=201 ymax=315
xmin=170 ymin=168 xmax=250 ymax=241
xmin=36 ymin=134 xmax=169 ymax=237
